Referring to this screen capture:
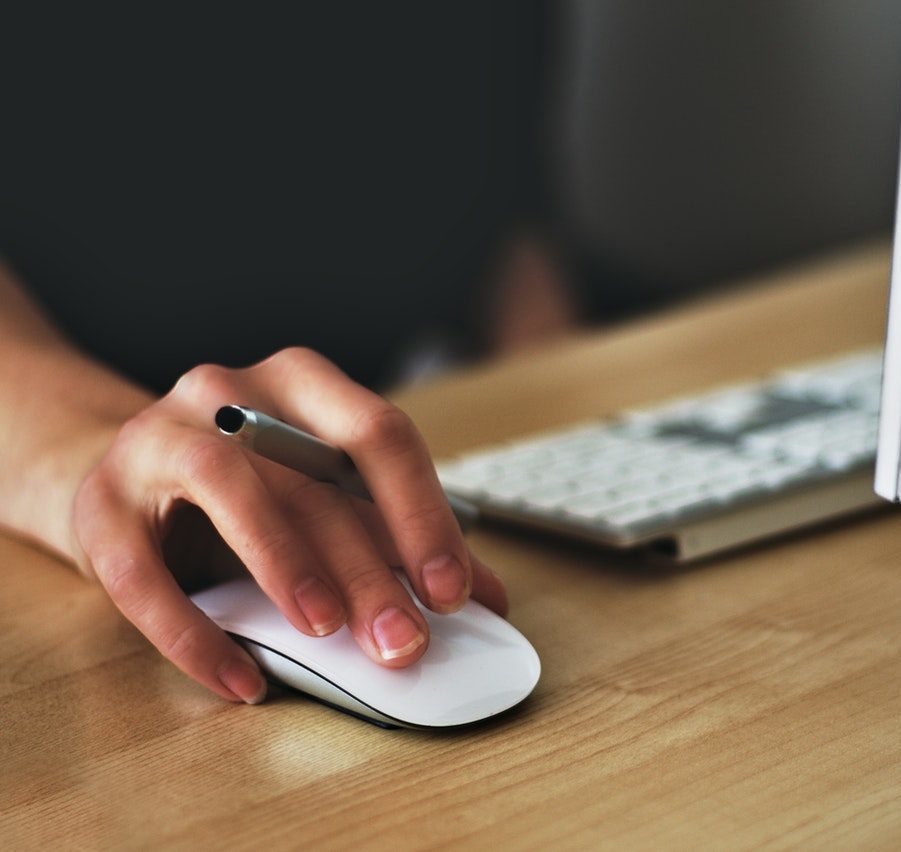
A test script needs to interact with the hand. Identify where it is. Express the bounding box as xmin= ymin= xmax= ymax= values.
xmin=72 ymin=347 xmax=507 ymax=704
